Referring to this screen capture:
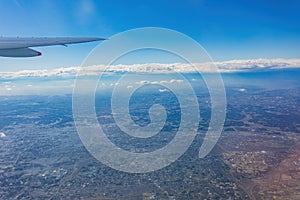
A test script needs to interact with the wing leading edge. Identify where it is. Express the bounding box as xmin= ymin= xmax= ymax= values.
xmin=0 ymin=37 xmax=105 ymax=57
